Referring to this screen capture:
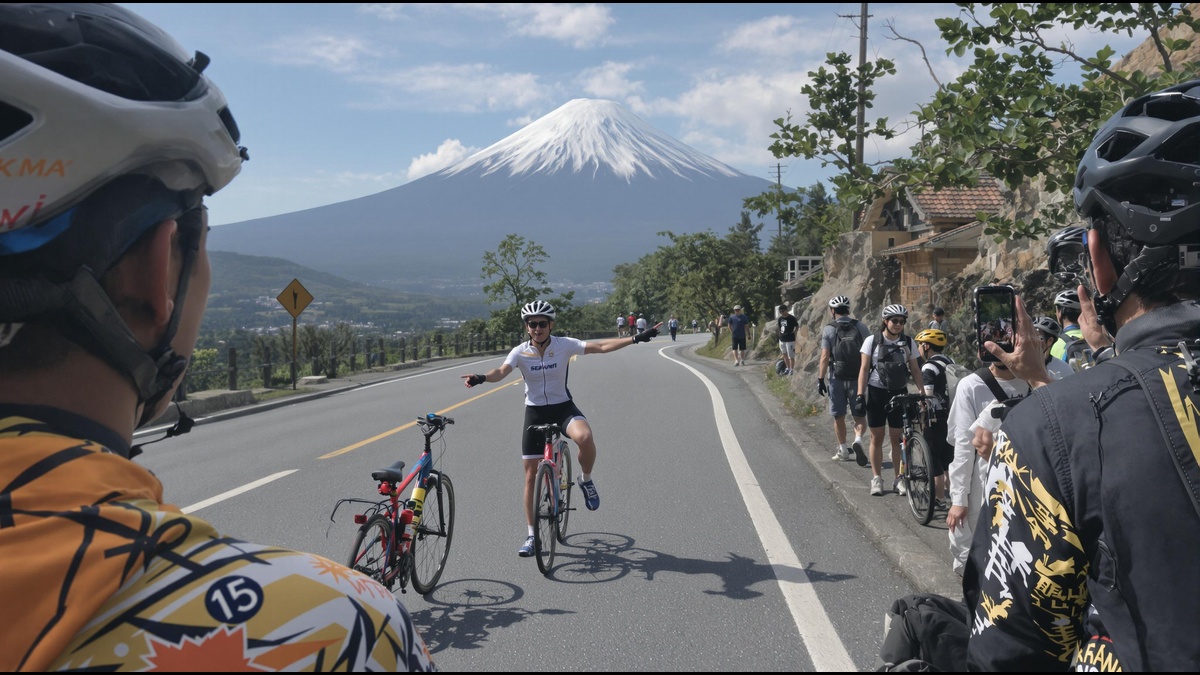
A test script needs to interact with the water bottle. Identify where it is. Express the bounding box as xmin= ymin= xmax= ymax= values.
xmin=408 ymin=484 xmax=427 ymax=529
xmin=399 ymin=508 xmax=414 ymax=541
